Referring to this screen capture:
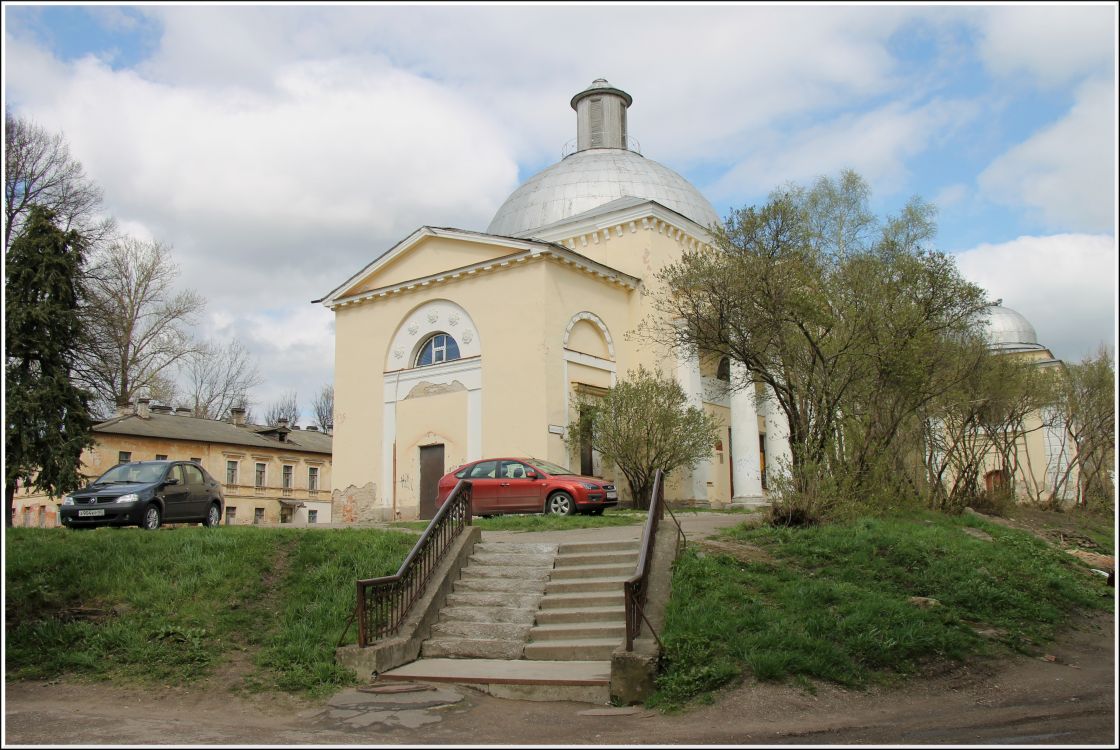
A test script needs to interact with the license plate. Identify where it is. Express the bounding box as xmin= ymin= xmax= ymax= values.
xmin=78 ymin=509 xmax=105 ymax=517
xmin=606 ymin=491 xmax=617 ymax=500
